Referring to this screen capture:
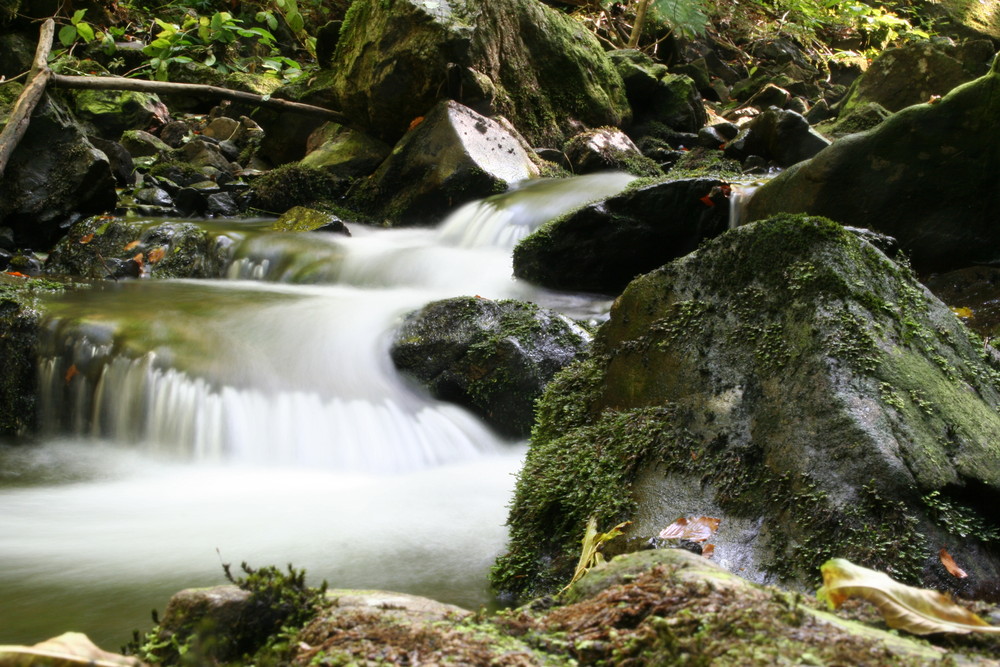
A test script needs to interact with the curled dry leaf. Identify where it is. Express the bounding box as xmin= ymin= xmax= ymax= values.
xmin=701 ymin=543 xmax=716 ymax=559
xmin=659 ymin=516 xmax=721 ymax=542
xmin=939 ymin=548 xmax=968 ymax=579
xmin=818 ymin=558 xmax=1000 ymax=636
xmin=123 ymin=240 xmax=141 ymax=251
